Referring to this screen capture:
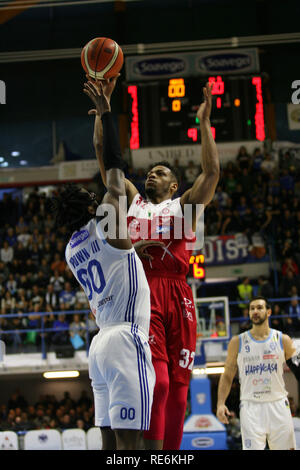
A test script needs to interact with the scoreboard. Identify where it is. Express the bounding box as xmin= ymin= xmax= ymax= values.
xmin=127 ymin=75 xmax=265 ymax=149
